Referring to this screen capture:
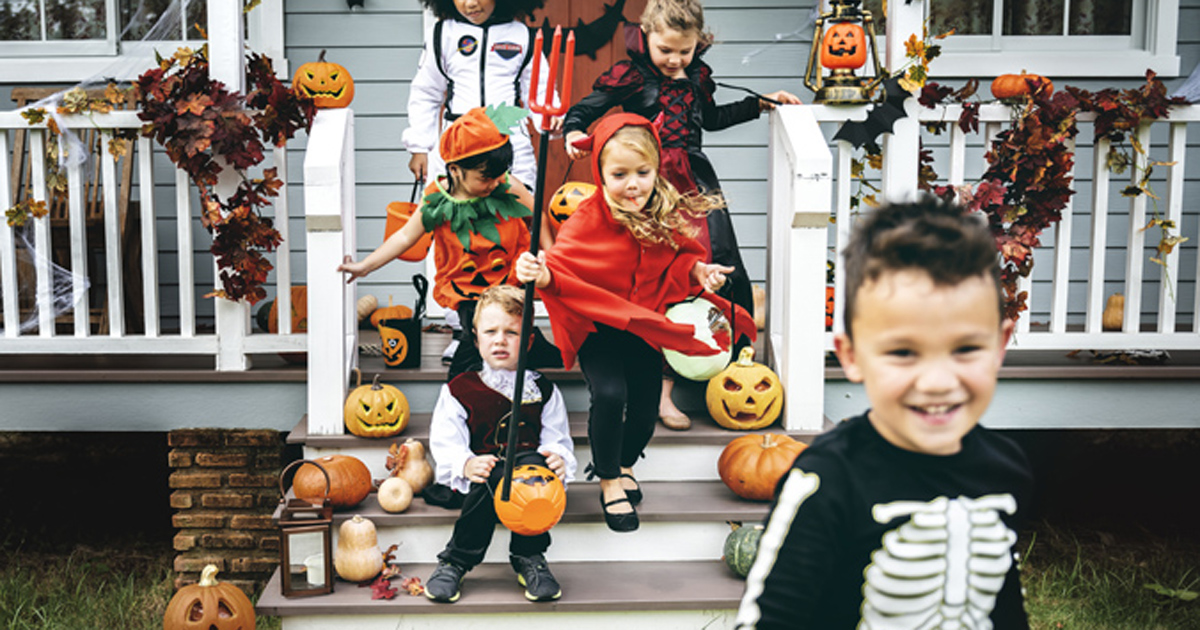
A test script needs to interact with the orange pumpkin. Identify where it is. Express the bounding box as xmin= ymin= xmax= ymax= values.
xmin=718 ymin=433 xmax=807 ymax=501
xmin=293 ymin=50 xmax=355 ymax=108
xmin=369 ymin=297 xmax=413 ymax=328
xmin=267 ymin=286 xmax=308 ymax=334
xmin=163 ymin=564 xmax=256 ymax=630
xmin=821 ymin=22 xmax=867 ymax=70
xmin=547 ymin=181 xmax=596 ymax=230
xmin=706 ymin=347 xmax=784 ymax=431
xmin=990 ymin=73 xmax=1053 ymax=101
xmin=343 ymin=368 xmax=410 ymax=438
xmin=293 ymin=455 xmax=372 ymax=509
xmin=494 ymin=464 xmax=567 ymax=536
xmin=384 ymin=200 xmax=433 ymax=262
xmin=826 ymin=285 xmax=835 ymax=329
